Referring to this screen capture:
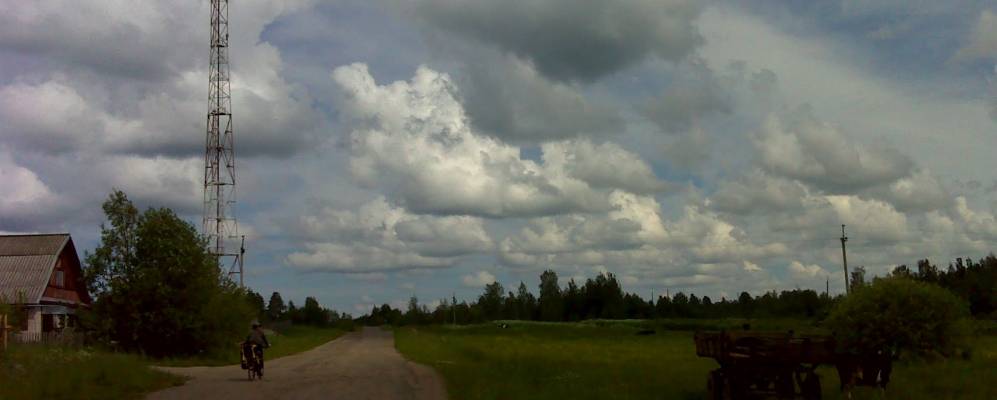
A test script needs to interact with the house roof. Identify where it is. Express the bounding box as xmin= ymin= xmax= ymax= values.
xmin=0 ymin=234 xmax=71 ymax=303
